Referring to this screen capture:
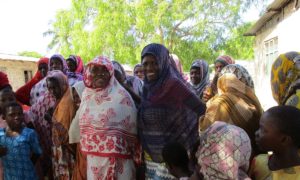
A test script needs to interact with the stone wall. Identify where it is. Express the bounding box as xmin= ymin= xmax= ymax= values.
xmin=0 ymin=60 xmax=37 ymax=91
